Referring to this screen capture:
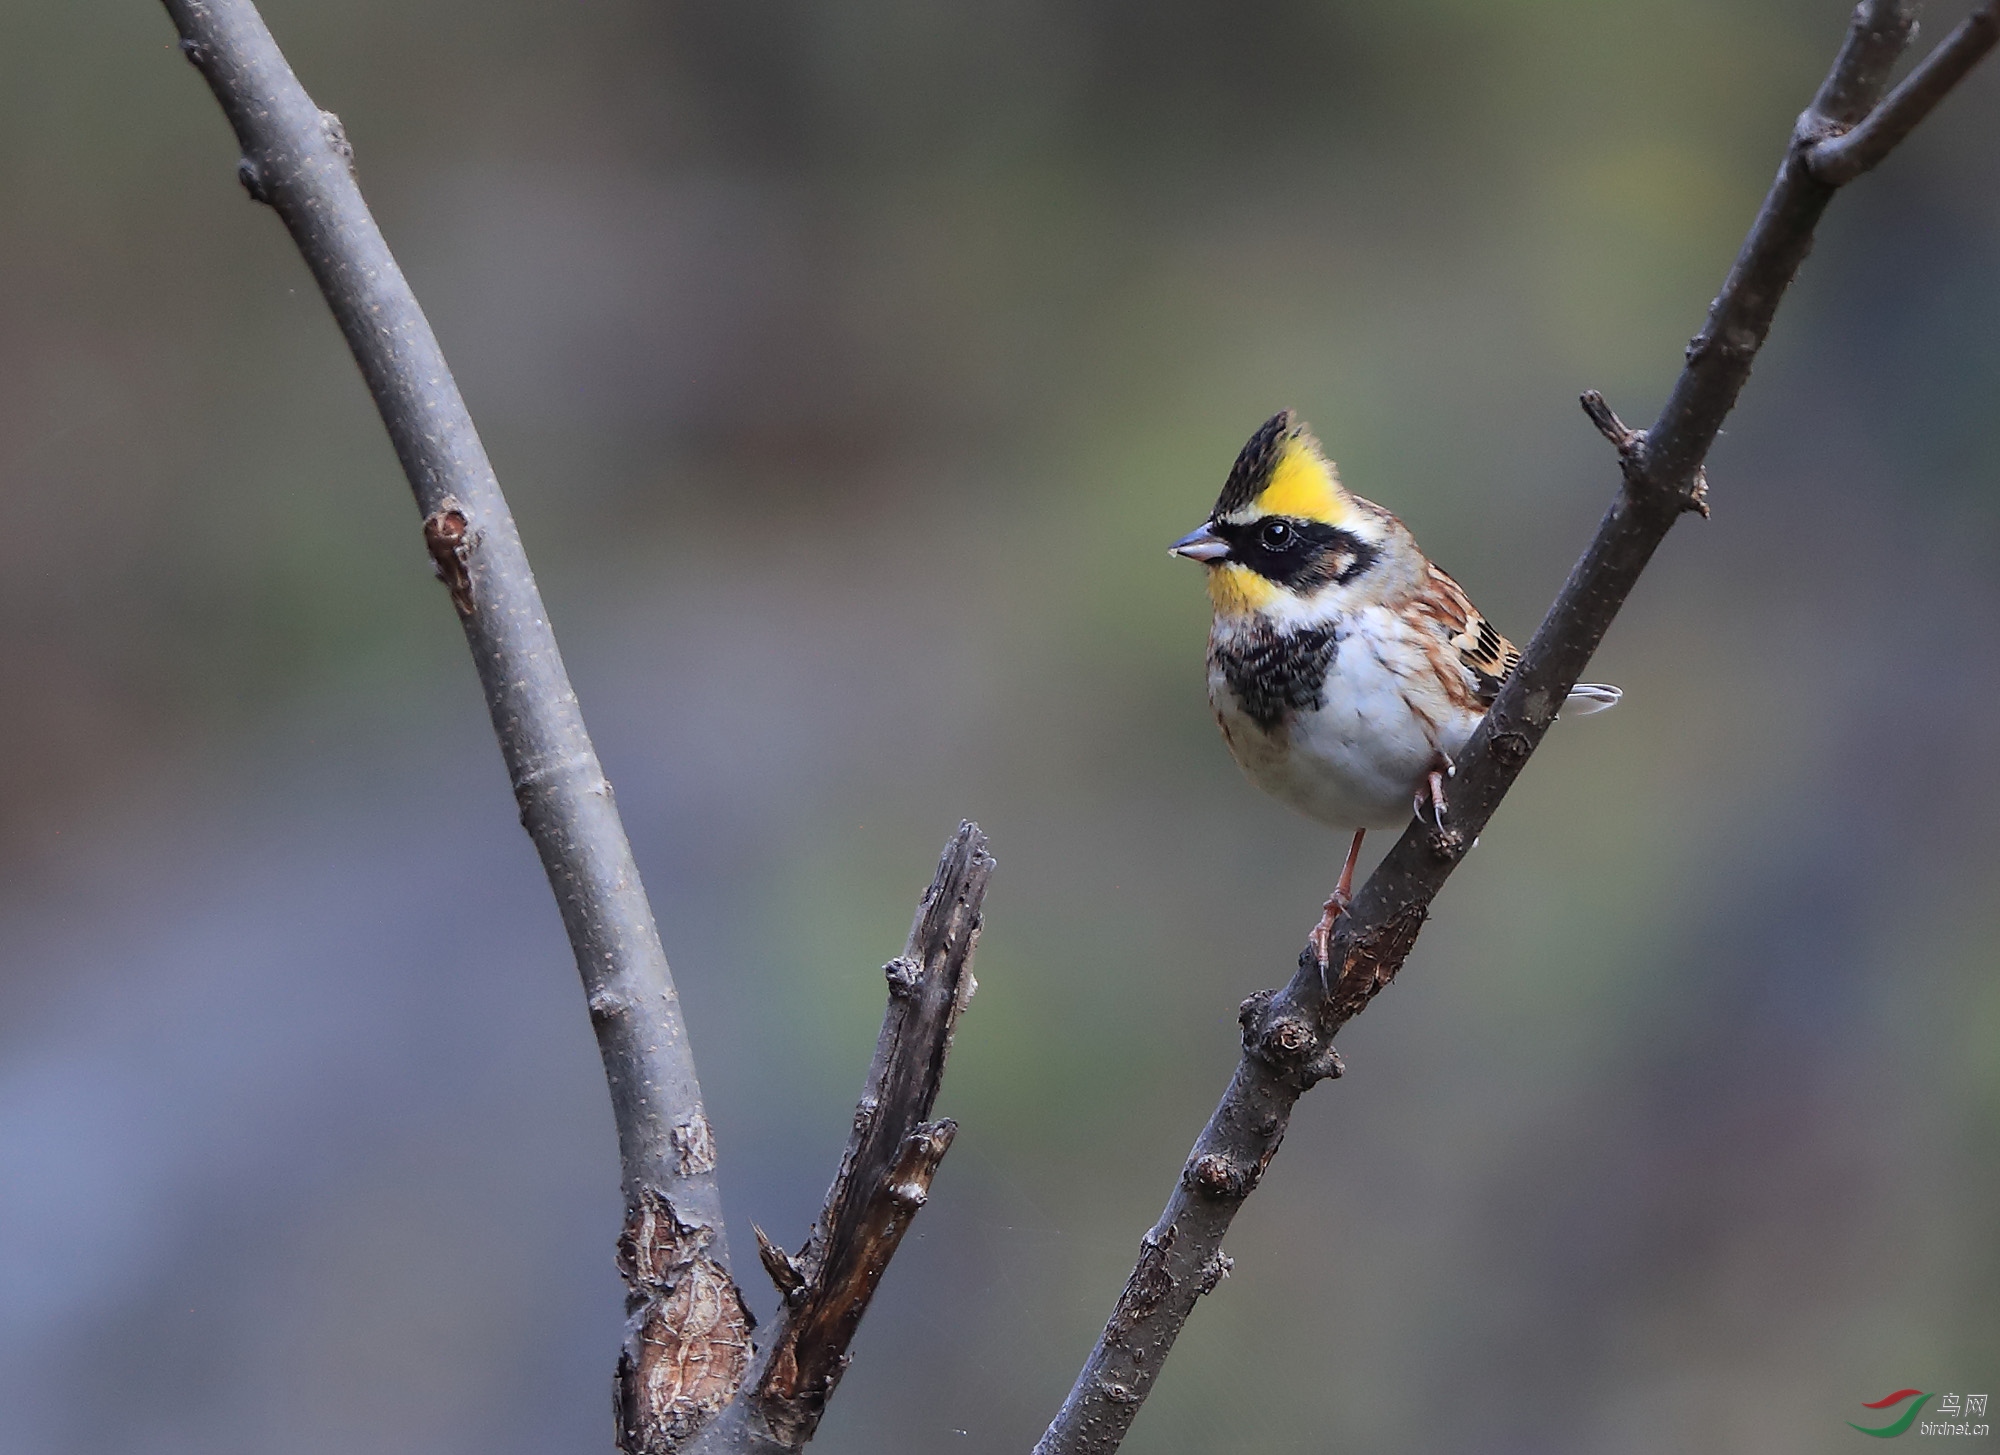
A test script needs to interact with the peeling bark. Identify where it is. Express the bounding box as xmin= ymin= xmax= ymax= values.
xmin=616 ymin=1194 xmax=755 ymax=1455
